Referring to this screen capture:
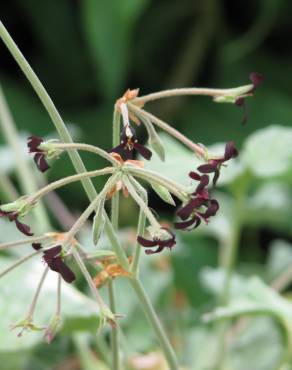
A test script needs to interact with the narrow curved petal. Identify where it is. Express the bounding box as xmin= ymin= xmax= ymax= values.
xmin=54 ymin=257 xmax=76 ymax=283
xmin=134 ymin=142 xmax=152 ymax=160
xmin=15 ymin=218 xmax=34 ymax=236
xmin=224 ymin=142 xmax=238 ymax=160
xmin=197 ymin=163 xmax=217 ymax=173
xmin=137 ymin=236 xmax=157 ymax=247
